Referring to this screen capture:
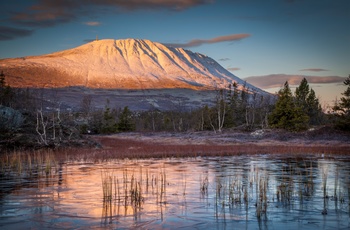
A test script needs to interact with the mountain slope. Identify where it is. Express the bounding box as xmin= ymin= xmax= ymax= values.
xmin=1 ymin=39 xmax=263 ymax=93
